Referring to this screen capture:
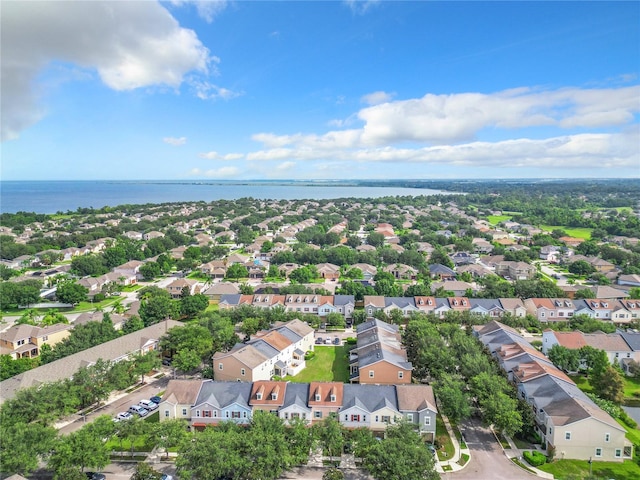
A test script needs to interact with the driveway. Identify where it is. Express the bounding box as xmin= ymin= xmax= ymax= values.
xmin=443 ymin=418 xmax=530 ymax=480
